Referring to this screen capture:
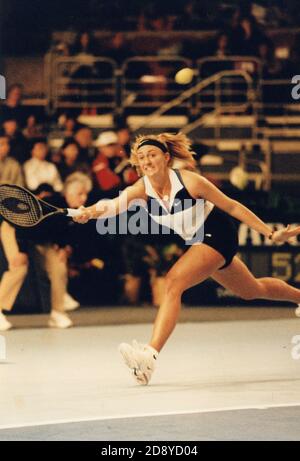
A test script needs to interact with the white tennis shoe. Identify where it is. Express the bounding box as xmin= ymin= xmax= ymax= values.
xmin=48 ymin=310 xmax=73 ymax=329
xmin=0 ymin=311 xmax=12 ymax=331
xmin=64 ymin=293 xmax=80 ymax=311
xmin=119 ymin=340 xmax=158 ymax=385
xmin=295 ymin=304 xmax=300 ymax=318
